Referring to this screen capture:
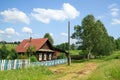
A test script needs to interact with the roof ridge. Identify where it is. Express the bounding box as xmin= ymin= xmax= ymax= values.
xmin=24 ymin=38 xmax=48 ymax=40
